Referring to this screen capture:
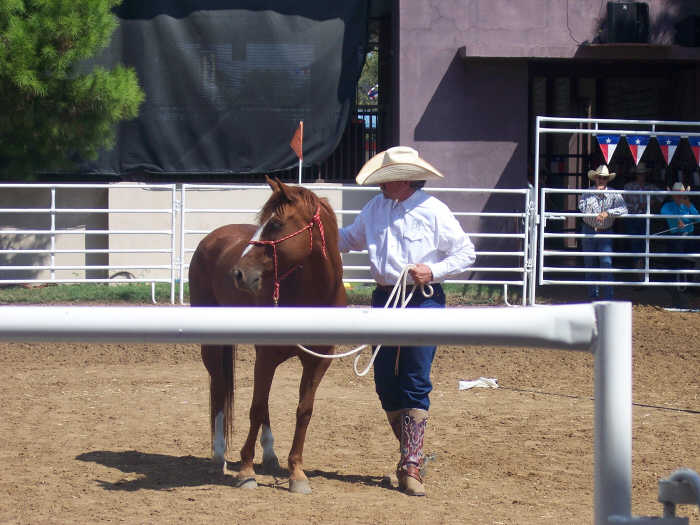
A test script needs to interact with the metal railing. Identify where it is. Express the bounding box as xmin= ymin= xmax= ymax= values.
xmin=531 ymin=115 xmax=700 ymax=305
xmin=356 ymin=105 xmax=378 ymax=161
xmin=0 ymin=183 xmax=178 ymax=303
xmin=7 ymin=181 xmax=698 ymax=305
xmin=540 ymin=187 xmax=700 ymax=289
xmin=179 ymin=184 xmax=532 ymax=305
